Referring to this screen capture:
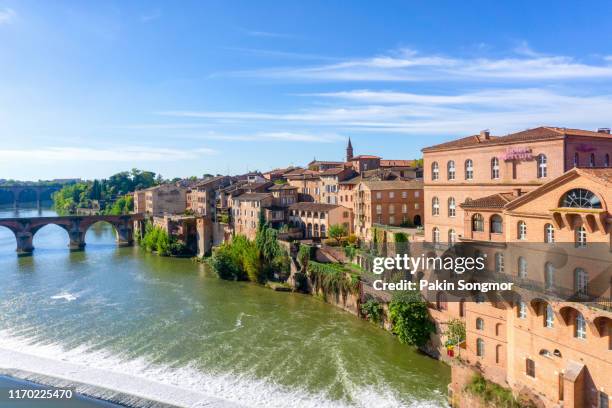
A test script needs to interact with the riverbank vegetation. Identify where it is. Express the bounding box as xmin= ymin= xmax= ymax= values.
xmin=389 ymin=291 xmax=436 ymax=347
xmin=210 ymin=213 xmax=290 ymax=283
xmin=139 ymin=222 xmax=190 ymax=257
xmin=52 ymin=169 xmax=158 ymax=214
xmin=465 ymin=374 xmax=530 ymax=408
xmin=307 ymin=261 xmax=360 ymax=298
